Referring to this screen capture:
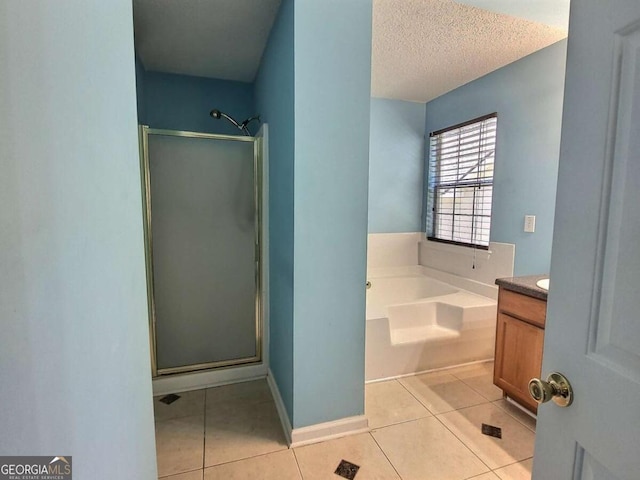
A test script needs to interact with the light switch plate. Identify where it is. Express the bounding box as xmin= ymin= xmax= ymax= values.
xmin=524 ymin=215 xmax=536 ymax=233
